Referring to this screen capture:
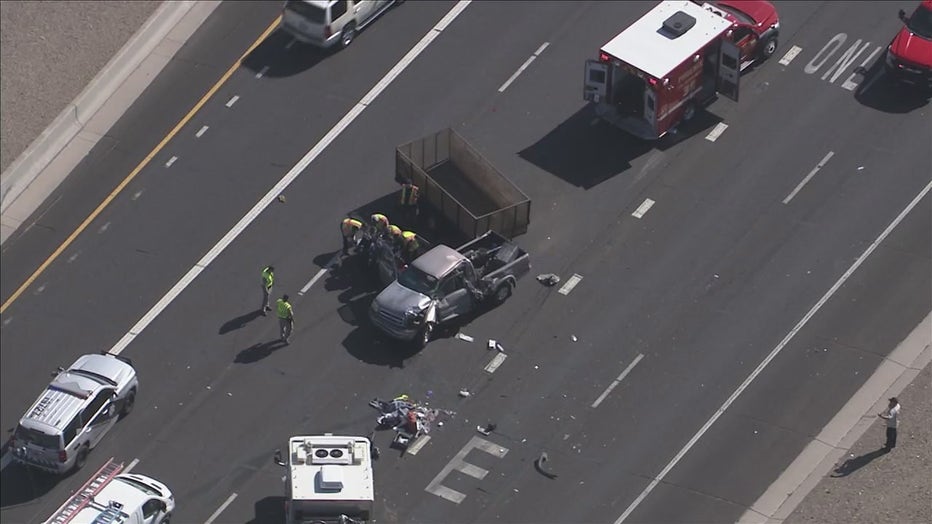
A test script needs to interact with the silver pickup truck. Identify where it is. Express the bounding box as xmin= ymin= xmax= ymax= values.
xmin=368 ymin=231 xmax=530 ymax=348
